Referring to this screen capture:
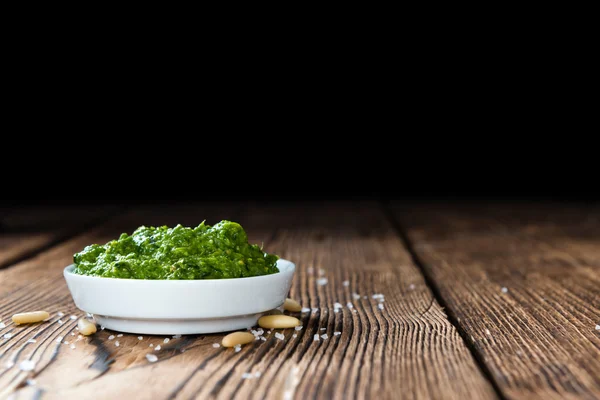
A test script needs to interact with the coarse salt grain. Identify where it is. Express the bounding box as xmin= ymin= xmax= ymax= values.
xmin=255 ymin=371 xmax=261 ymax=378
xmin=70 ymin=315 xmax=77 ymax=320
xmin=100 ymin=326 xmax=105 ymax=330
xmin=108 ymin=335 xmax=115 ymax=340
xmin=164 ymin=338 xmax=170 ymax=344
xmin=155 ymin=345 xmax=161 ymax=351
xmin=5 ymin=361 xmax=15 ymax=368
xmin=115 ymin=341 xmax=120 ymax=347
xmin=27 ymin=339 xmax=36 ymax=343
xmin=342 ymin=280 xmax=349 ymax=287
xmin=26 ymin=379 xmax=36 ymax=386
xmin=213 ymin=343 xmax=220 ymax=348
xmin=64 ymin=341 xmax=70 ymax=345
xmin=501 ymin=287 xmax=508 ymax=293
xmin=57 ymin=319 xmax=63 ymax=324
xmin=313 ymin=334 xmax=319 ymax=342
xmin=301 ymin=307 xmax=311 ymax=313
xmin=347 ymin=302 xmax=353 ymax=309
xmin=0 ymin=322 xmax=5 ymax=329
xmin=242 ymin=372 xmax=253 ymax=379
xmin=3 ymin=333 xmax=12 ymax=340
xmin=275 ymin=332 xmax=285 ymax=340
xmin=71 ymin=332 xmax=75 ymax=336
xmin=292 ymin=334 xmax=297 ymax=338
xmin=316 ymin=278 xmax=328 ymax=286
xmin=485 ymin=329 xmax=491 ymax=335
xmin=334 ymin=331 xmax=341 ymax=336
xmin=334 ymin=302 xmax=343 ymax=310
xmin=57 ymin=312 xmax=64 ymax=317
xmin=596 ymin=325 xmax=600 ymax=330
xmin=55 ymin=336 xmax=63 ymax=343
xmin=117 ymin=334 xmax=123 ymax=337
xmin=378 ymin=304 xmax=384 ymax=310
xmin=19 ymin=360 xmax=35 ymax=371
xmin=256 ymin=329 xmax=264 ymax=335
xmin=260 ymin=336 xmax=266 ymax=341
xmin=149 ymin=344 xmax=154 ymax=347
xmin=295 ymin=326 xmax=303 ymax=331
xmin=234 ymin=345 xmax=241 ymax=353
xmin=352 ymin=293 xmax=361 ymax=300
xmin=70 ymin=344 xmax=76 ymax=350
xmin=320 ymin=328 xmax=326 ymax=331
xmin=146 ymin=354 xmax=158 ymax=363
xmin=321 ymin=334 xmax=328 ymax=340
xmin=86 ymin=313 xmax=93 ymax=318
xmin=267 ymin=330 xmax=271 ymax=334
xmin=138 ymin=336 xmax=143 ymax=340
